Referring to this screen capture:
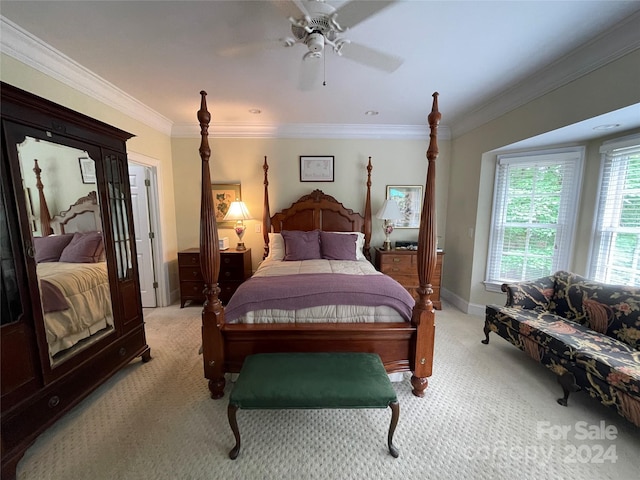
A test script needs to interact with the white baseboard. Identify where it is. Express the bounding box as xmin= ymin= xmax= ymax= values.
xmin=441 ymin=288 xmax=485 ymax=317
